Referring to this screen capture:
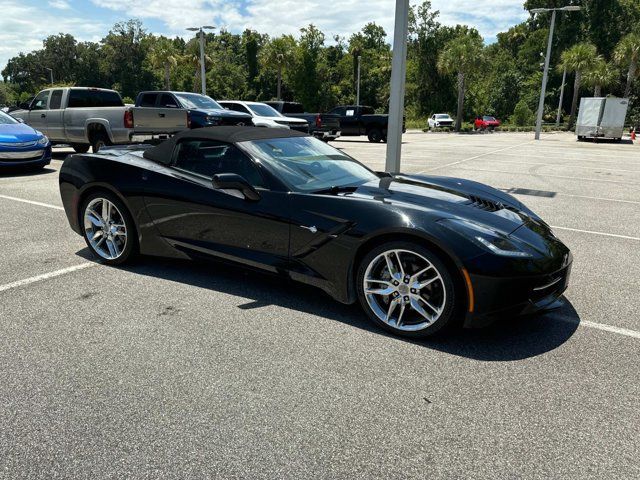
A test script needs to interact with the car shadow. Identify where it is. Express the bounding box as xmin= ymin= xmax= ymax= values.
xmin=76 ymin=250 xmax=580 ymax=361
xmin=0 ymin=166 xmax=57 ymax=177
